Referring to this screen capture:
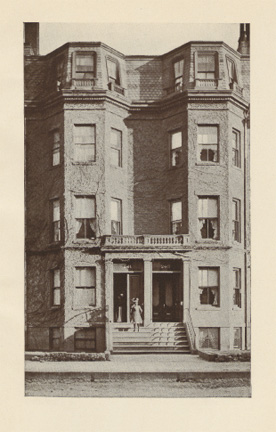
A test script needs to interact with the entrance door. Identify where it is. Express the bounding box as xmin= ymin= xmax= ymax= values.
xmin=113 ymin=273 xmax=143 ymax=323
xmin=152 ymin=273 xmax=182 ymax=322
